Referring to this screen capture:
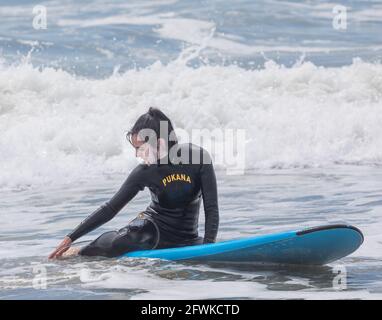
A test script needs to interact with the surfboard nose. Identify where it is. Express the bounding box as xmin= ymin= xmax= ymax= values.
xmin=297 ymin=224 xmax=364 ymax=244
xmin=293 ymin=224 xmax=364 ymax=265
